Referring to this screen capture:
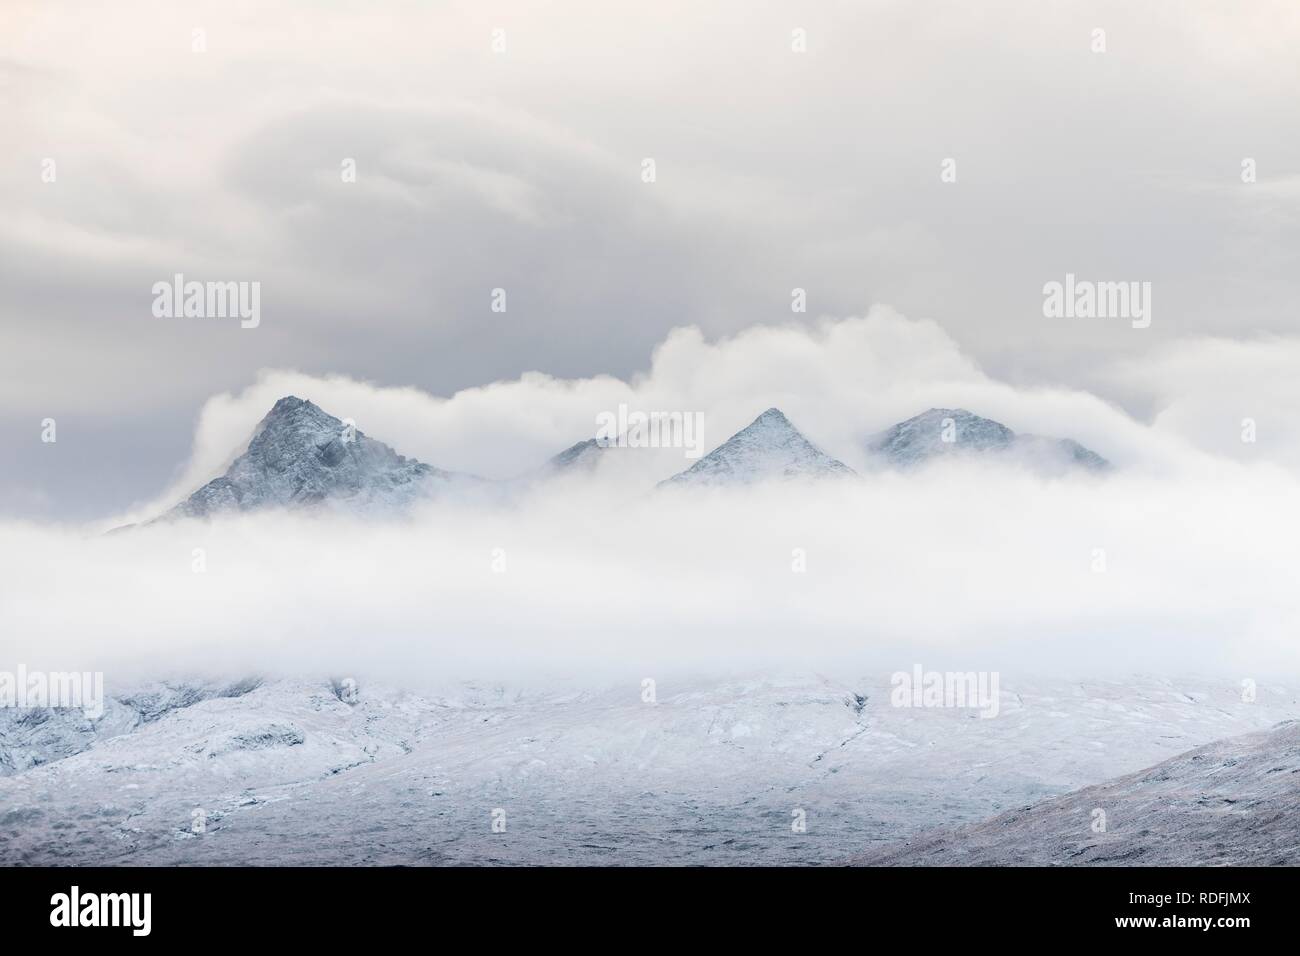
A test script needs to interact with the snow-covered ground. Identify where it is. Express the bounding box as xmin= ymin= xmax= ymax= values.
xmin=2 ymin=674 xmax=1294 ymax=865
xmin=855 ymin=718 xmax=1300 ymax=866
